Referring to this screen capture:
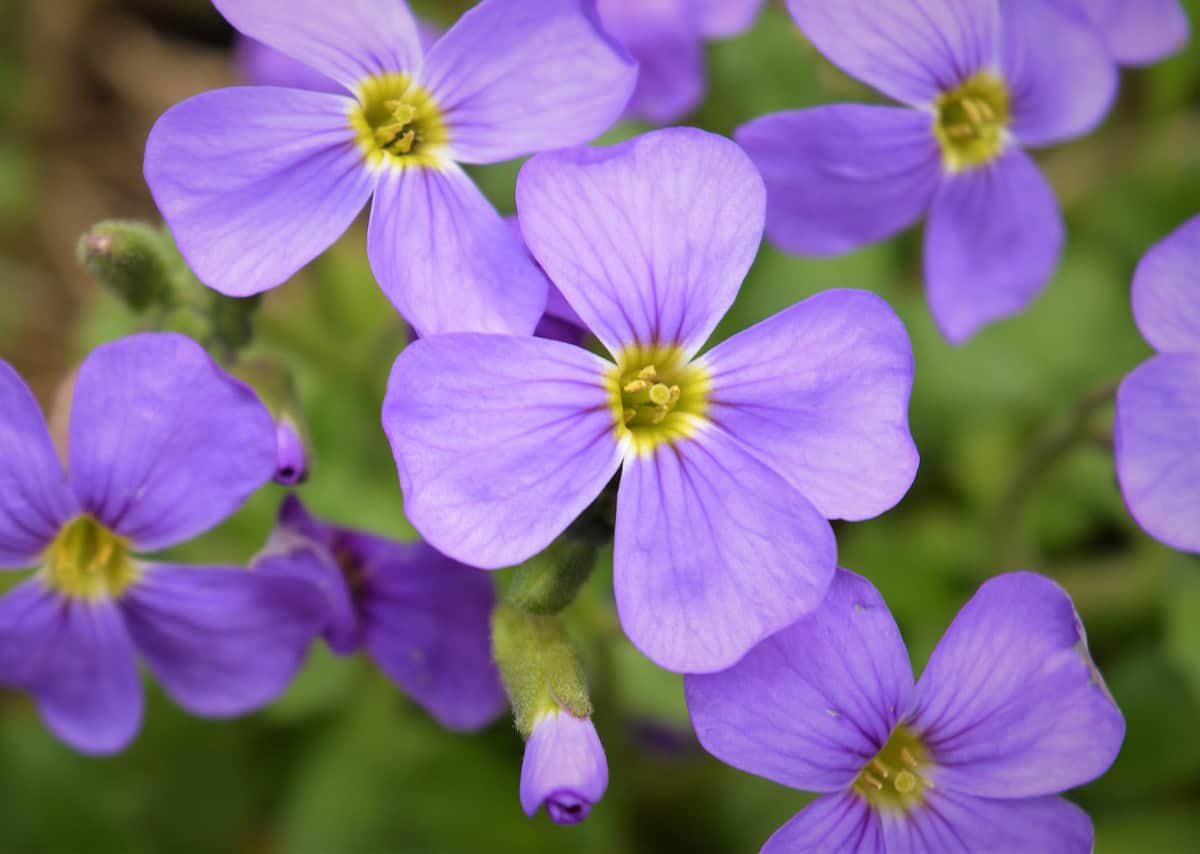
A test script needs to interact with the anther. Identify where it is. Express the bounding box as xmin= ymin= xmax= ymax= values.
xmin=871 ymin=758 xmax=890 ymax=778
xmin=861 ymin=772 xmax=884 ymax=791
xmin=624 ymin=379 xmax=650 ymax=394
xmin=900 ymin=748 xmax=919 ymax=768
